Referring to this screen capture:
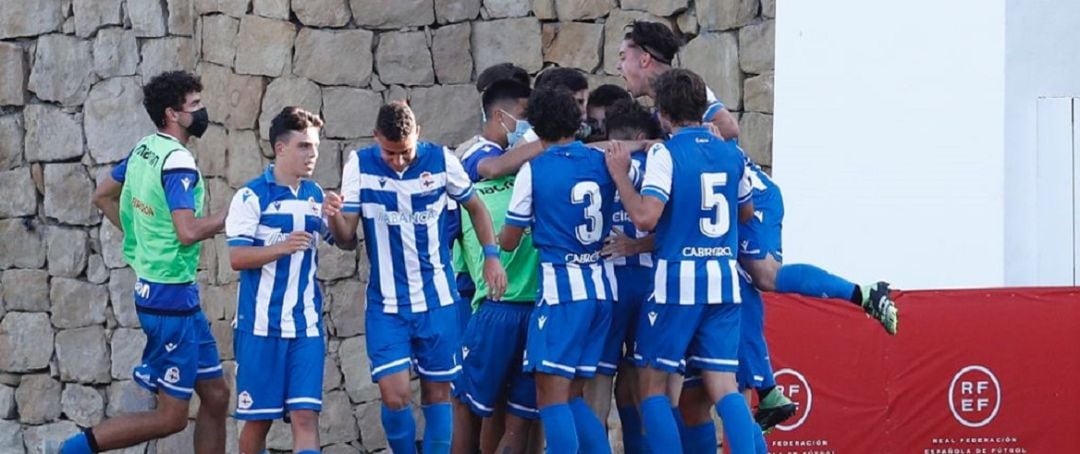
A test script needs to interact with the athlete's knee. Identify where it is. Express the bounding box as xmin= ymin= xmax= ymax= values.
xmin=196 ymin=379 xmax=231 ymax=413
xmin=289 ymin=410 xmax=319 ymax=434
xmin=379 ymin=372 xmax=413 ymax=410
xmin=614 ymin=374 xmax=635 ymax=406
xmin=420 ymin=380 xmax=451 ymax=405
xmin=744 ymin=257 xmax=780 ymax=292
xmin=678 ymin=387 xmax=713 ymax=426
xmin=155 ymin=404 xmax=191 ymax=435
xmin=637 ymin=367 xmax=669 ymax=398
